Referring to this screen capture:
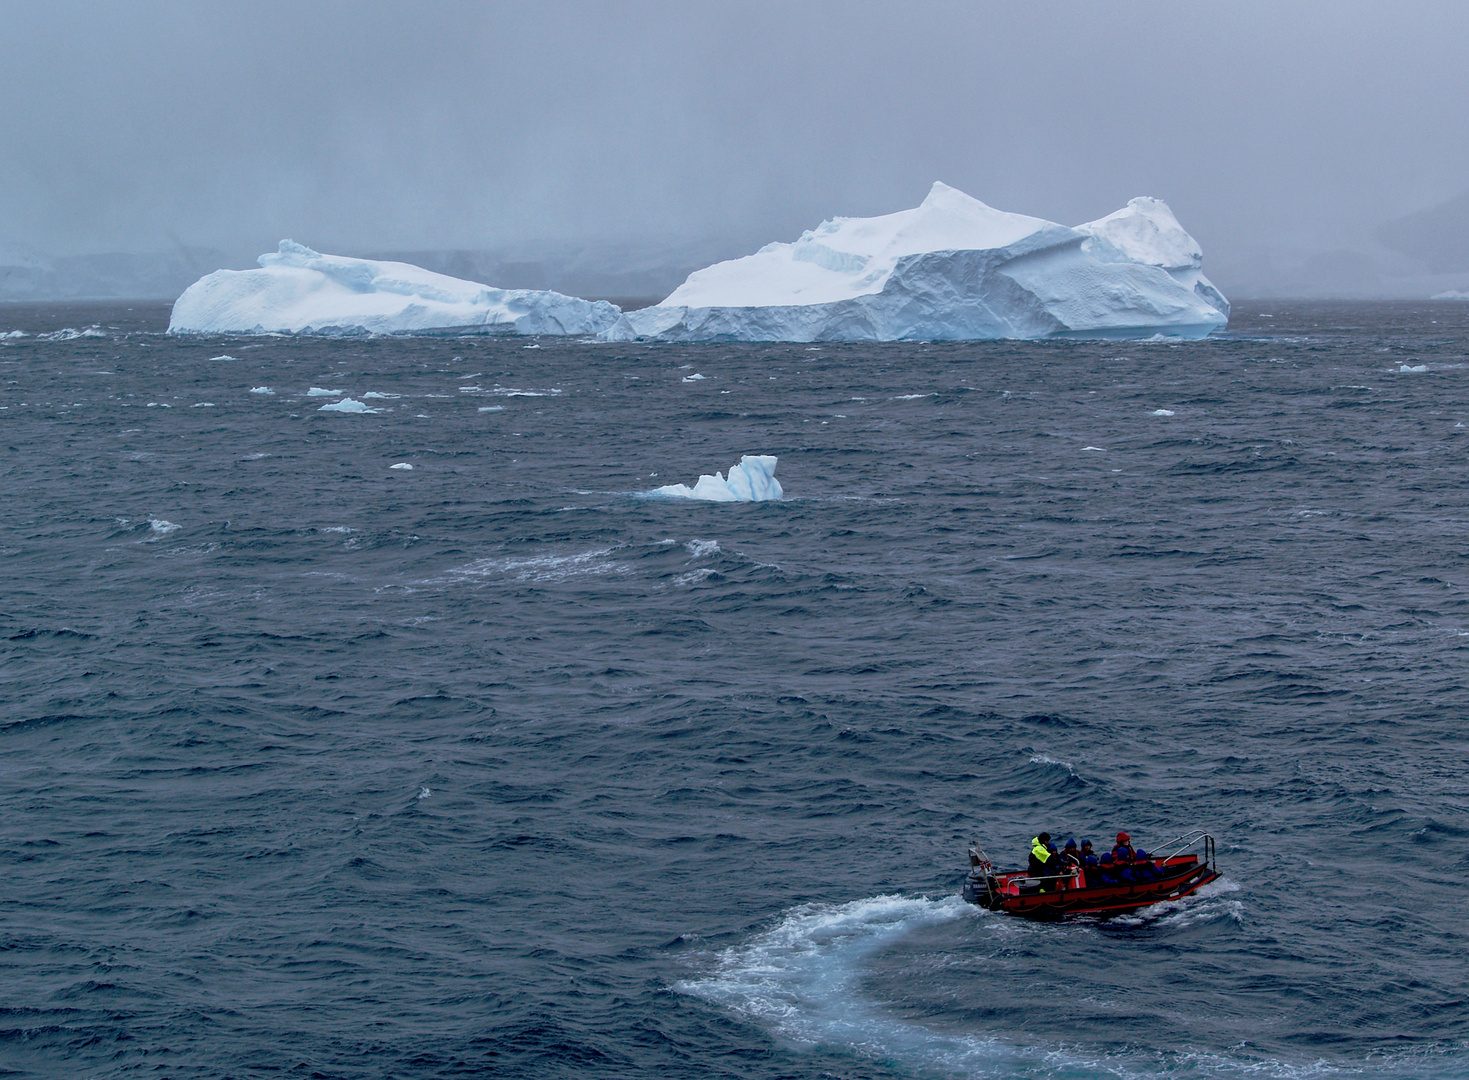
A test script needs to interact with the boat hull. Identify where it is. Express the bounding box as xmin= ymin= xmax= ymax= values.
xmin=963 ymin=854 xmax=1219 ymax=918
